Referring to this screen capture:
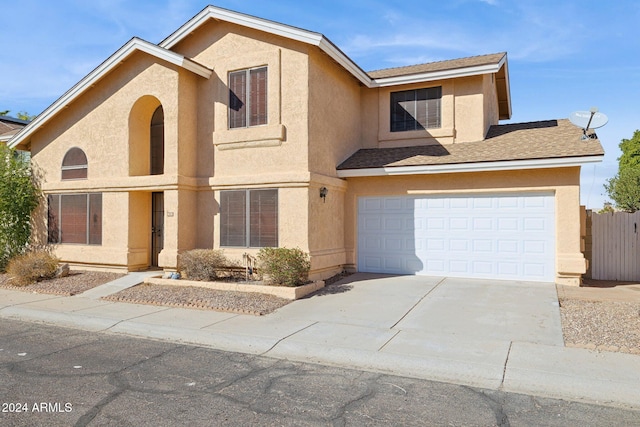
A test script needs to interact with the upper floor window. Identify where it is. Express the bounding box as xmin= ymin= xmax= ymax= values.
xmin=390 ymin=87 xmax=441 ymax=132
xmin=229 ymin=66 xmax=267 ymax=129
xmin=150 ymin=106 xmax=164 ymax=175
xmin=61 ymin=147 xmax=88 ymax=180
